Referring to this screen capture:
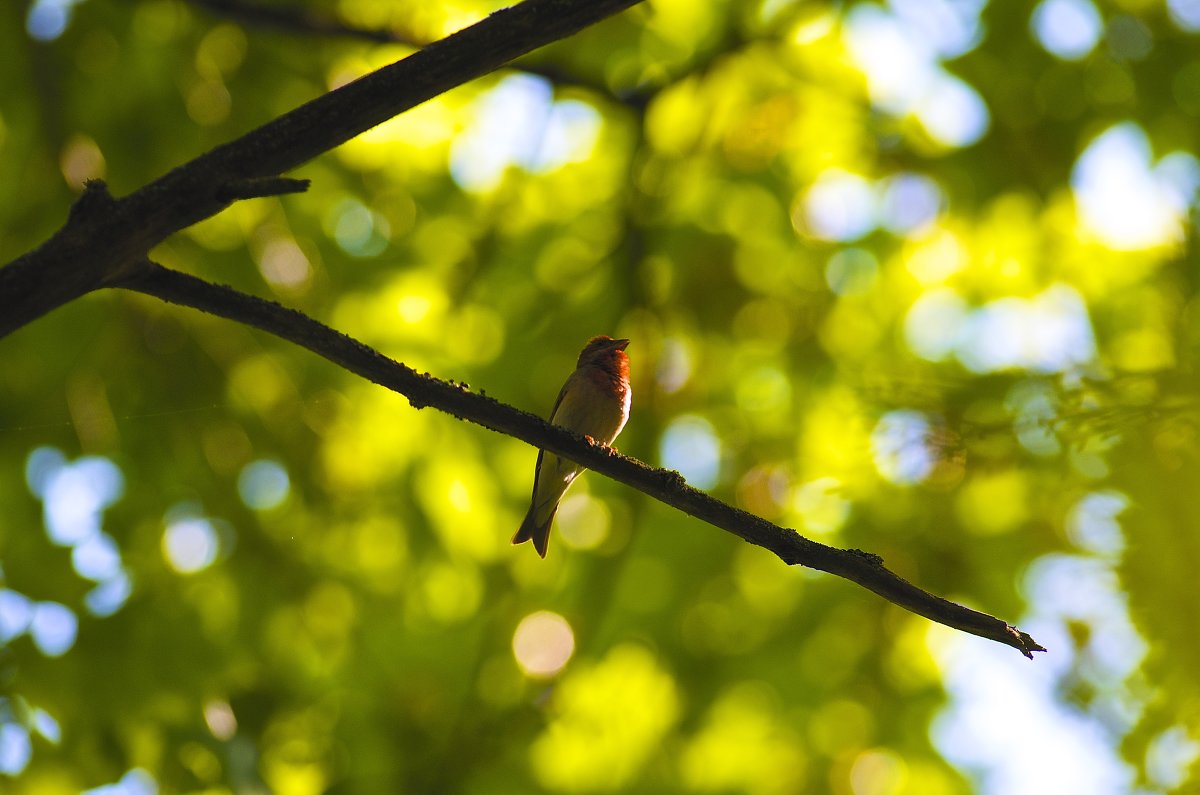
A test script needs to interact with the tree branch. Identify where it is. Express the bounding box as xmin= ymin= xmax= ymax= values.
xmin=216 ymin=176 xmax=311 ymax=201
xmin=0 ymin=0 xmax=644 ymax=339
xmin=0 ymin=0 xmax=1045 ymax=658
xmin=115 ymin=261 xmax=1046 ymax=659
